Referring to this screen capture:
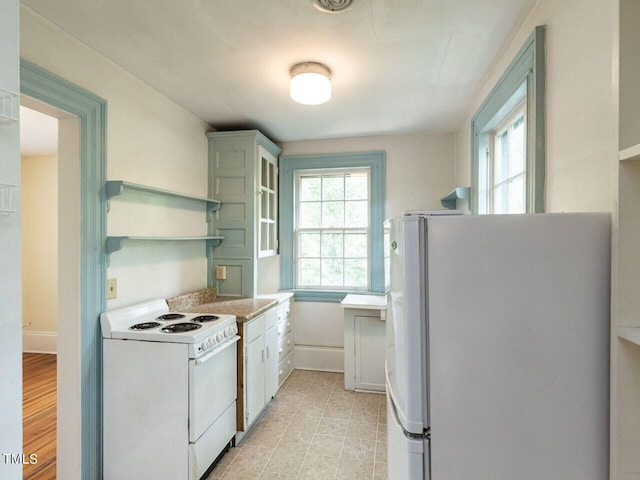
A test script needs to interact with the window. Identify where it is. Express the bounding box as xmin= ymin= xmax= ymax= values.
xmin=280 ymin=152 xmax=386 ymax=302
xmin=295 ymin=168 xmax=370 ymax=289
xmin=480 ymin=100 xmax=527 ymax=214
xmin=472 ymin=25 xmax=545 ymax=214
